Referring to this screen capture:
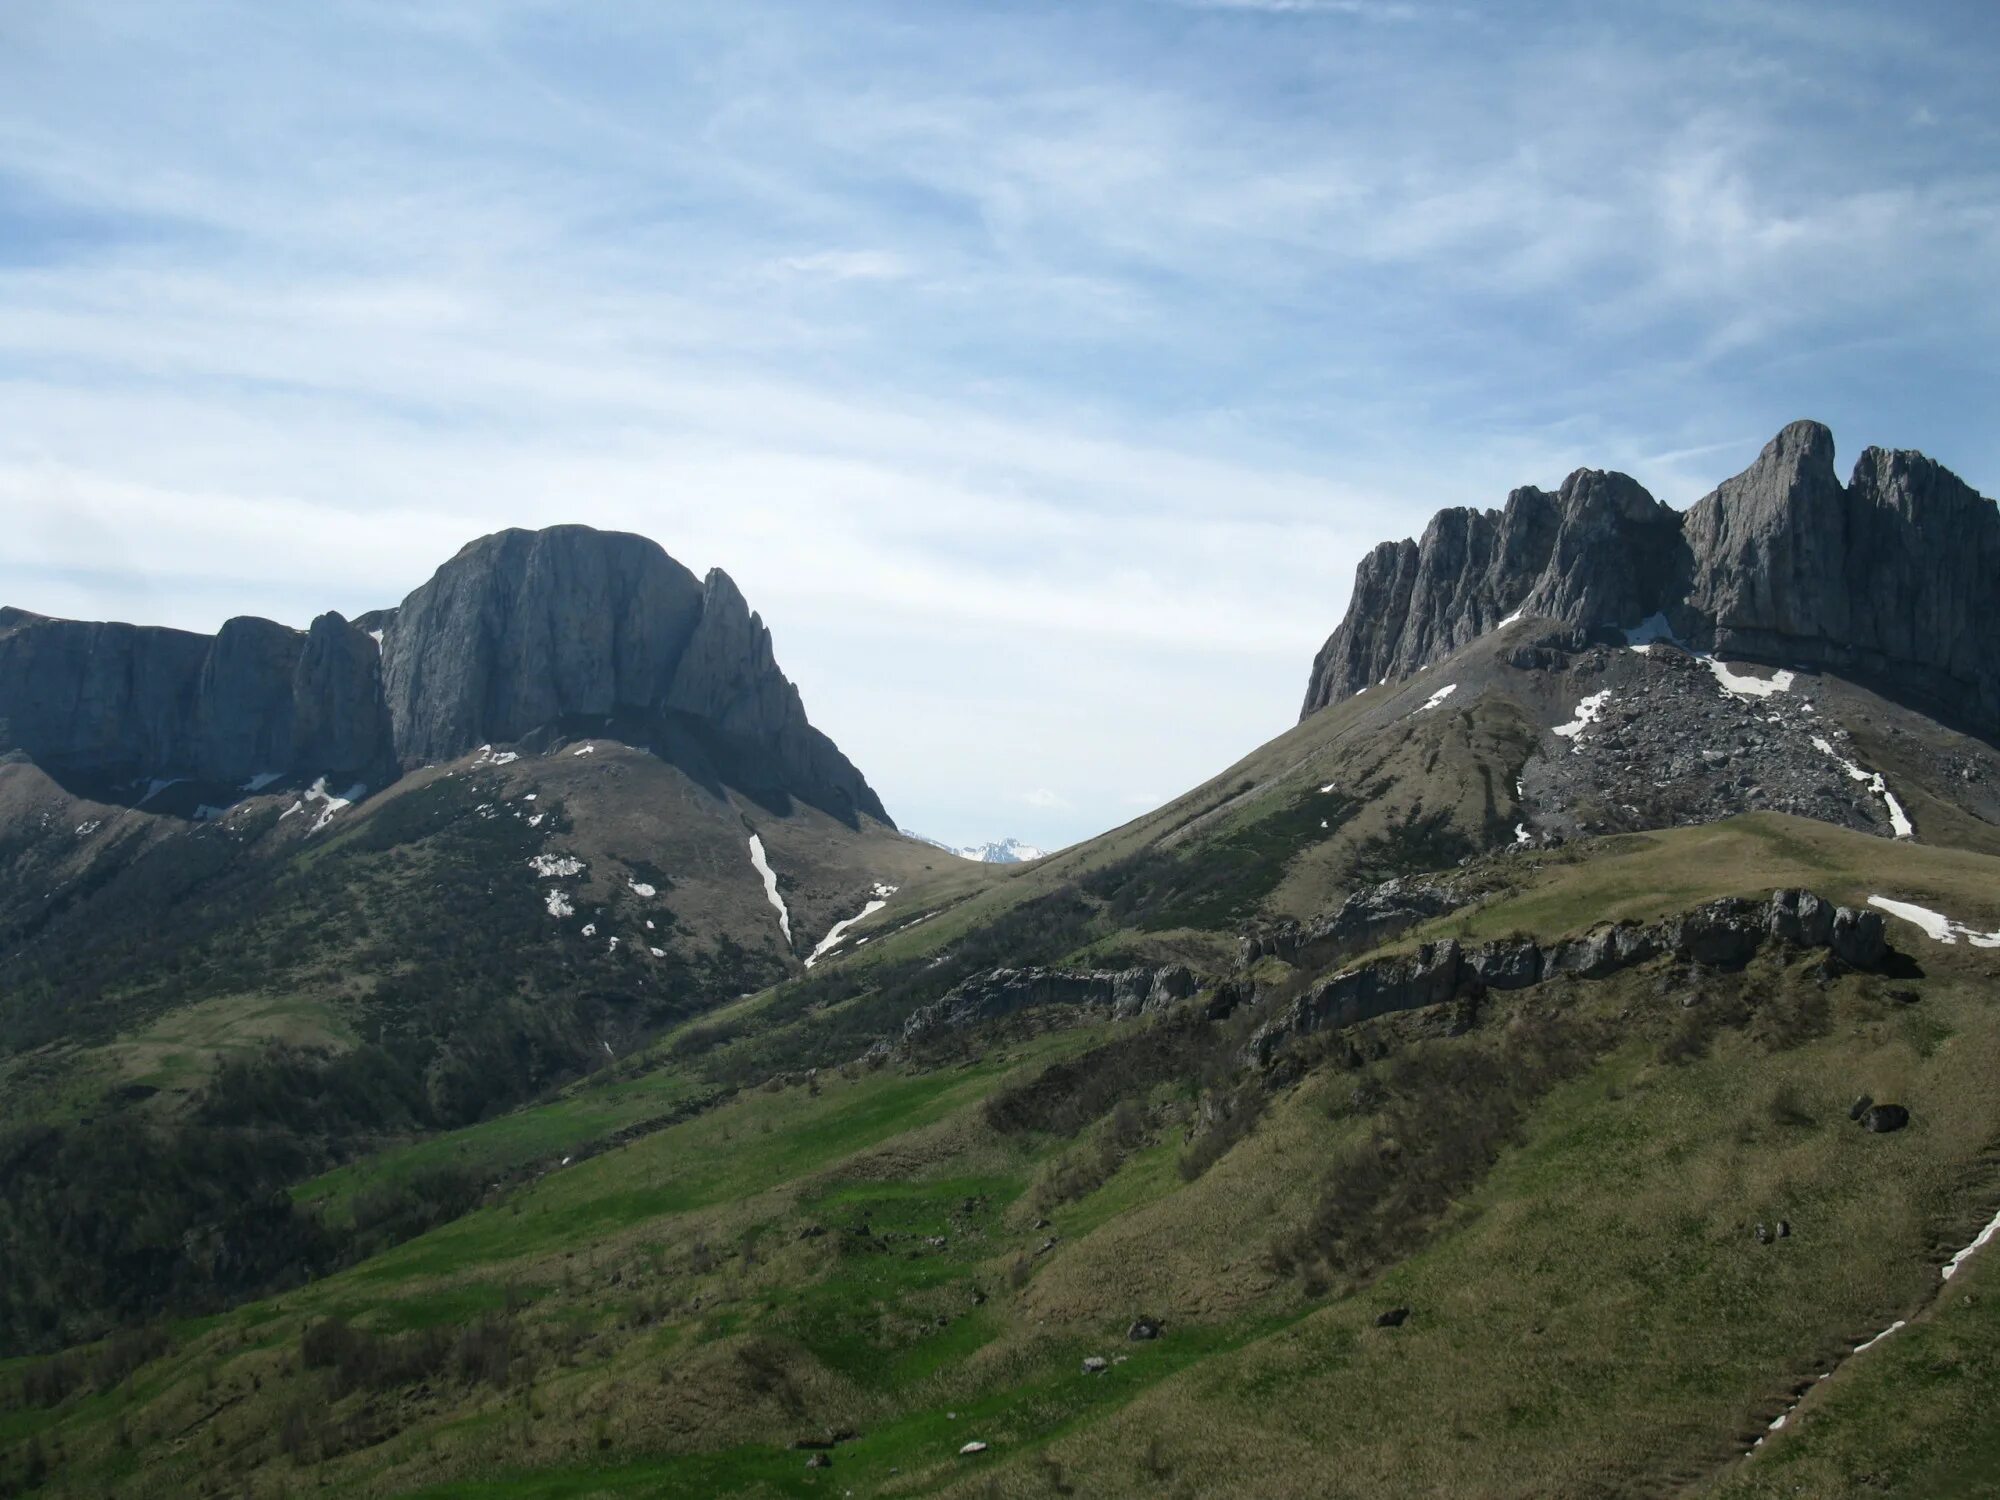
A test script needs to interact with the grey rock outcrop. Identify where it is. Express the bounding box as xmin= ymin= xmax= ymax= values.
xmin=0 ymin=607 xmax=394 ymax=786
xmin=1302 ymin=421 xmax=2000 ymax=733
xmin=901 ymin=964 xmax=1197 ymax=1045
xmin=381 ymin=527 xmax=885 ymax=823
xmin=1 ymin=525 xmax=886 ymax=824
xmin=1240 ymin=875 xmax=1466 ymax=970
xmin=1250 ymin=889 xmax=1888 ymax=1066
